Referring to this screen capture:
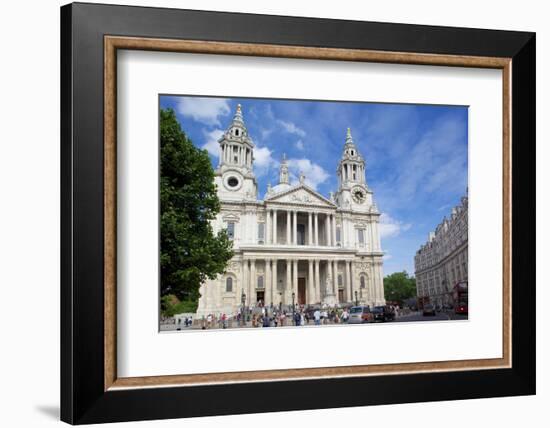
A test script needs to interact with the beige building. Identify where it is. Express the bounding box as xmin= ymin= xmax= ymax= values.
xmin=414 ymin=193 xmax=468 ymax=307
xmin=196 ymin=104 xmax=385 ymax=316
